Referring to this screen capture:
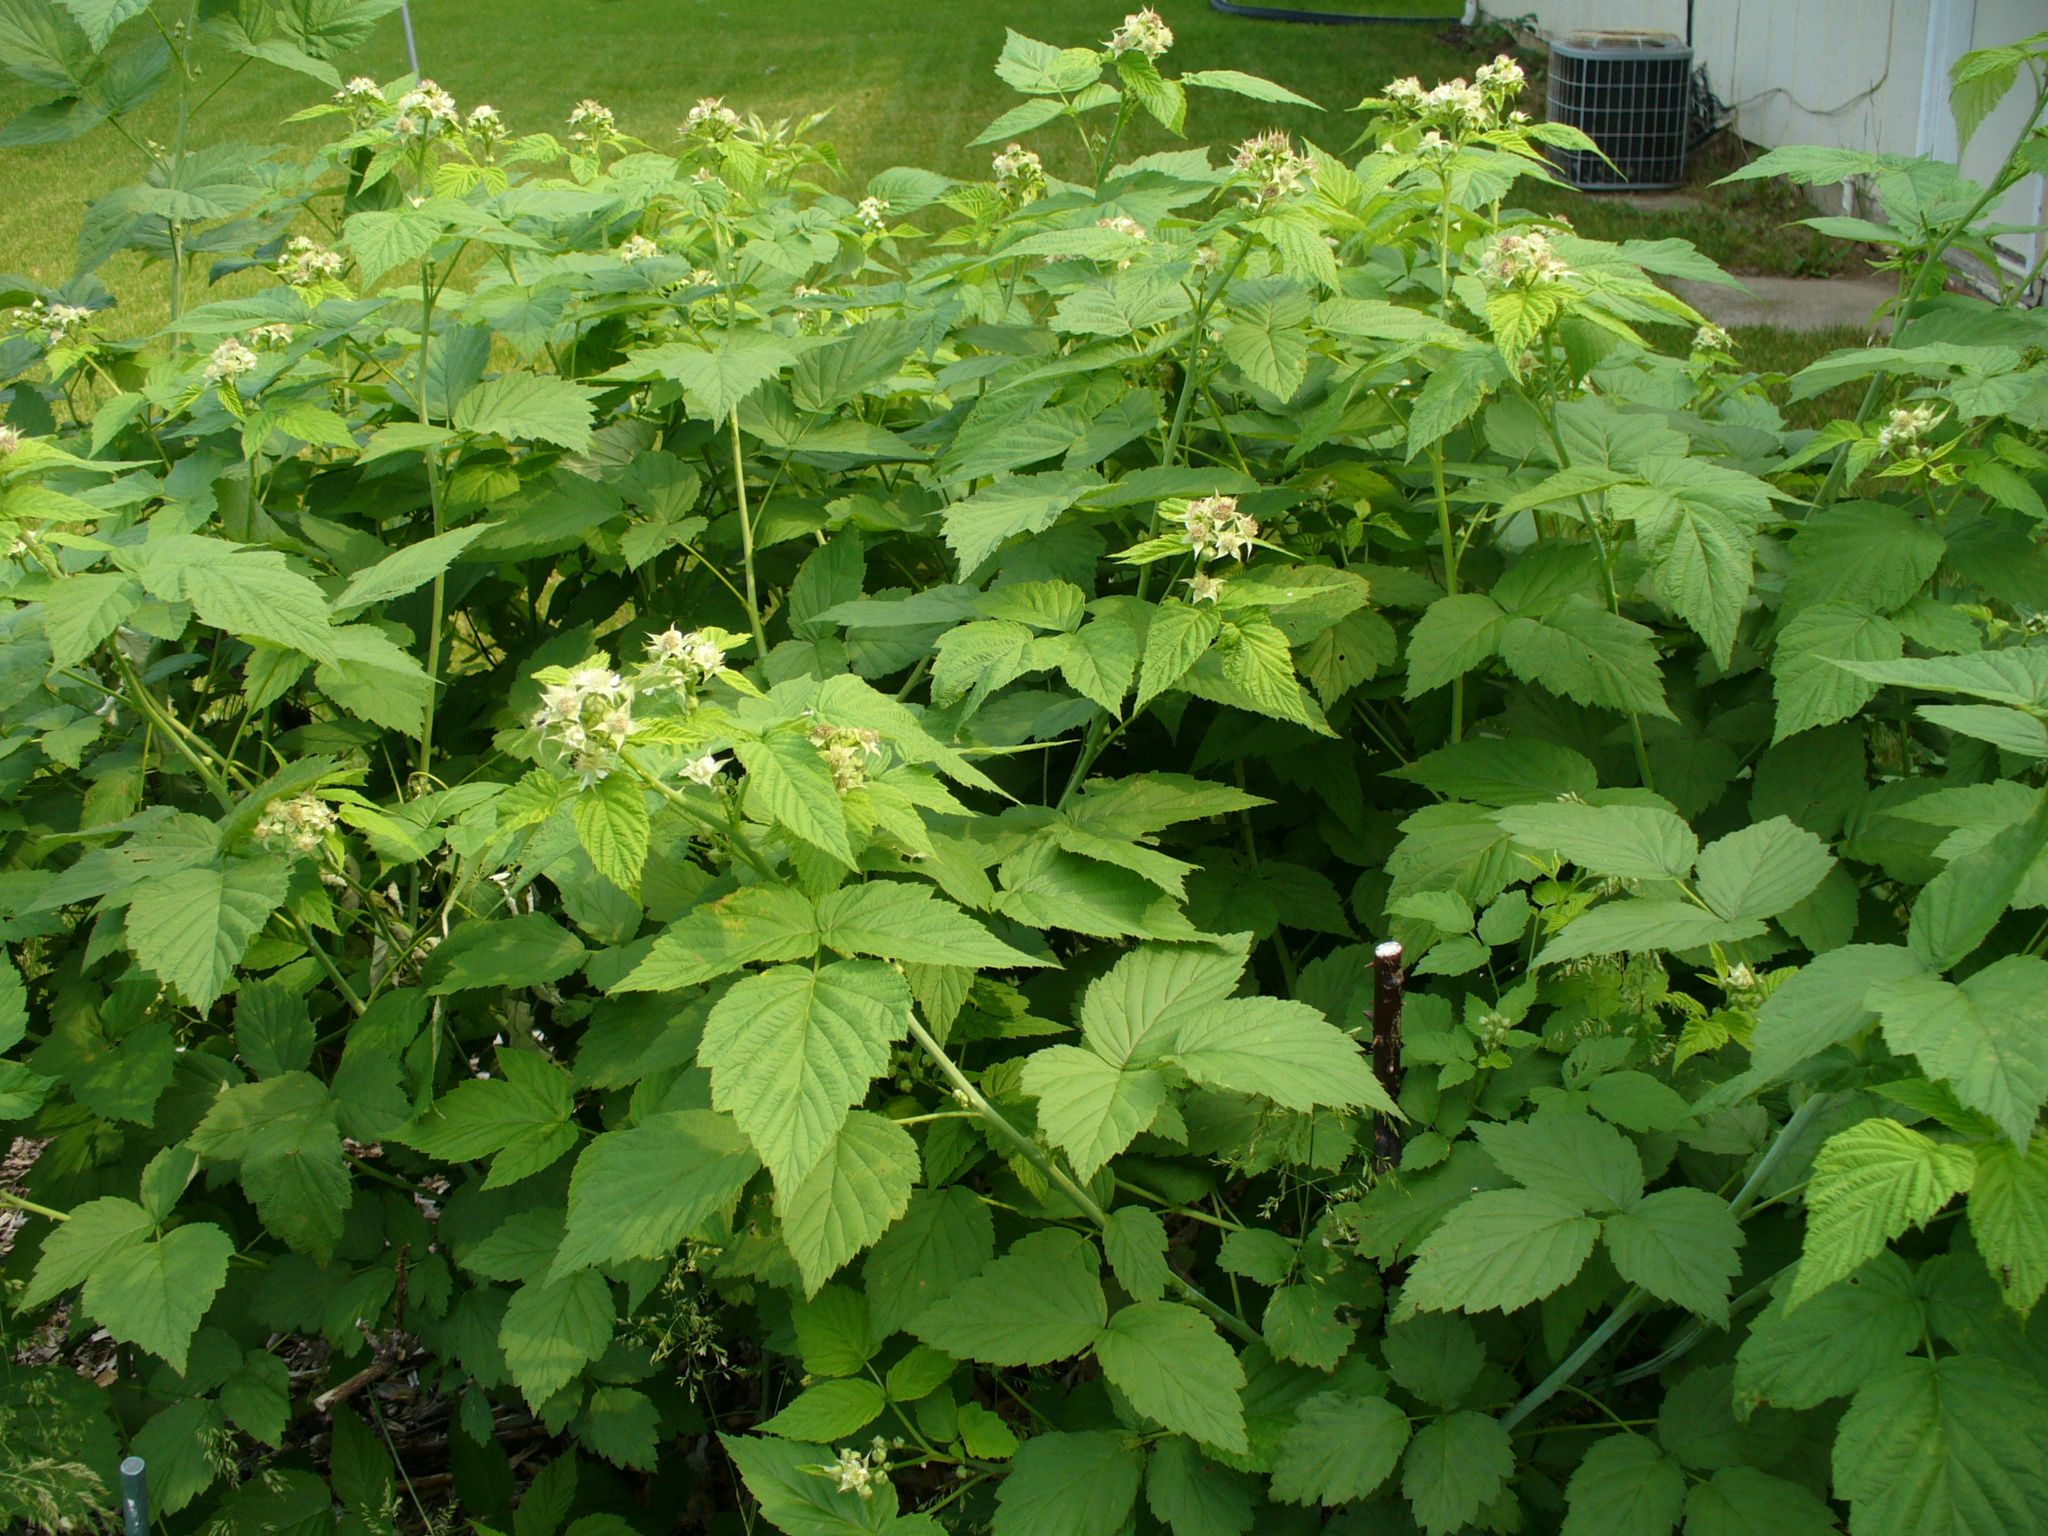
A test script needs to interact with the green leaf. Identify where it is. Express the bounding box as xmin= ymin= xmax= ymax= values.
xmin=125 ymin=858 xmax=289 ymax=1011
xmin=59 ymin=0 xmax=148 ymax=51
xmin=815 ymin=882 xmax=1046 ymax=970
xmin=1220 ymin=282 xmax=1311 ymax=400
xmin=776 ymin=1111 xmax=919 ymax=1295
xmin=1772 ymin=603 xmax=1901 ymax=741
xmin=700 ymin=960 xmax=910 ymax=1192
xmin=913 ymin=1229 xmax=1106 ymax=1367
xmin=126 ymin=535 xmax=339 ymax=660
xmin=1535 ymin=900 xmax=1764 ymax=967
xmin=1783 ymin=501 xmax=1945 ymax=612
xmin=1021 ymin=1046 xmax=1166 ymax=1179
xmin=1144 ymin=1437 xmax=1255 ymax=1536
xmin=1094 ymin=1302 xmax=1246 ymax=1454
xmin=23 ymin=1195 xmax=153 ymax=1308
xmin=1682 ymin=1467 xmax=1839 ymax=1536
xmin=723 ymin=1433 xmax=898 ymax=1535
xmin=84 ymin=1221 xmax=234 ymax=1373
xmin=1602 ymin=1188 xmax=1742 ymax=1325
xmin=1471 ymin=1111 xmax=1643 ymax=1215
xmin=1262 ymin=1284 xmax=1355 ymax=1369
xmin=1401 ymin=1411 xmax=1515 ymax=1536
xmin=1493 ymin=801 xmax=1698 ymax=881
xmin=992 ymin=1431 xmax=1142 ymax=1536
xmin=499 ymin=1269 xmax=614 ymax=1408
xmin=425 ymin=912 xmax=587 ymax=993
xmin=862 ymin=1187 xmax=995 ymax=1339
xmin=1136 ymin=600 xmax=1219 ymax=711
xmin=1382 ymin=1313 xmax=1486 ymax=1410
xmin=1694 ymin=817 xmax=1834 ymax=921
xmin=552 ymin=1109 xmax=760 ymax=1279
xmin=1749 ymin=944 xmax=1925 ymax=1081
xmin=130 ymin=1397 xmax=225 ymax=1516
xmin=1404 ymin=1188 xmax=1599 ymax=1314
xmin=1170 ymin=996 xmax=1393 ymax=1113
xmin=1180 ymin=69 xmax=1321 ymax=108
xmin=1908 ymin=796 xmax=2048 ymax=973
xmin=1560 ymin=1434 xmax=1685 ymax=1536
xmin=1970 ymin=1134 xmax=2048 ymax=1315
xmin=454 ymin=375 xmax=598 ymax=451
xmin=573 ymin=772 xmax=651 ymax=894
xmin=942 ymin=470 xmax=1100 ymax=576
xmin=1499 ymin=598 xmax=1674 ymax=720
xmin=332 ymin=525 xmax=490 ymax=619
xmin=1613 ymin=456 xmax=1772 ymax=664
xmin=1269 ymin=1392 xmax=1409 ymax=1506
xmin=618 ymin=884 xmax=821 ymax=991
xmin=1102 ymin=1206 xmax=1171 ymax=1303
xmin=1796 ymin=1118 xmax=1976 ymax=1303
xmin=39 ymin=571 xmax=139 ymax=669
xmin=1870 ymin=958 xmax=2048 ymax=1147
xmin=1405 ymin=593 xmax=1506 ymax=698
xmin=758 ymin=1379 xmax=887 ymax=1443
xmin=1734 ymin=1253 xmax=1923 ymax=1414
xmin=603 ymin=330 xmax=796 ymax=418
xmin=1834 ymin=1354 xmax=2048 ymax=1536
xmin=399 ymin=1051 xmax=580 ymax=1188
xmin=344 ymin=203 xmax=444 ymax=281
xmin=737 ymin=725 xmax=855 ymax=866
